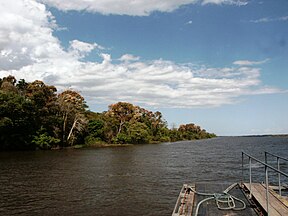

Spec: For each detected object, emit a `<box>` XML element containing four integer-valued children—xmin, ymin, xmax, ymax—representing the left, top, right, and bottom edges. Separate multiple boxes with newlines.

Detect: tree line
<box><xmin>0</xmin><ymin>75</ymin><xmax>216</xmax><ymax>151</ymax></box>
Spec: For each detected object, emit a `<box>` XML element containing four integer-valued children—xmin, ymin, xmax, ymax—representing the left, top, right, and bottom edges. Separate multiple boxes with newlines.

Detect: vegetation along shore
<box><xmin>0</xmin><ymin>75</ymin><xmax>216</xmax><ymax>151</ymax></box>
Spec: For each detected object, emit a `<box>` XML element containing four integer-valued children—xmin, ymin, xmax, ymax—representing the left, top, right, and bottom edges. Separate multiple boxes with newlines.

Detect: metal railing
<box><xmin>241</xmin><ymin>151</ymin><xmax>288</xmax><ymax>216</ymax></box>
<box><xmin>265</xmin><ymin>151</ymin><xmax>288</xmax><ymax>196</ymax></box>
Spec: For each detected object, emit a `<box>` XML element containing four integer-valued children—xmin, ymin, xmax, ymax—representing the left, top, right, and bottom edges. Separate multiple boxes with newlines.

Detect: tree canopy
<box><xmin>0</xmin><ymin>76</ymin><xmax>216</xmax><ymax>151</ymax></box>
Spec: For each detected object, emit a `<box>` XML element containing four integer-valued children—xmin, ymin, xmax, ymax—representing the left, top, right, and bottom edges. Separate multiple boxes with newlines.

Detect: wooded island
<box><xmin>0</xmin><ymin>75</ymin><xmax>216</xmax><ymax>151</ymax></box>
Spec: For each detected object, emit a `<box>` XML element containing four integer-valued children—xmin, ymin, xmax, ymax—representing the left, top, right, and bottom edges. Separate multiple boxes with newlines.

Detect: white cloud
<box><xmin>233</xmin><ymin>59</ymin><xmax>269</xmax><ymax>66</ymax></box>
<box><xmin>0</xmin><ymin>0</ymin><xmax>283</xmax><ymax>109</ymax></box>
<box><xmin>69</xmin><ymin>40</ymin><xmax>104</xmax><ymax>59</ymax></box>
<box><xmin>0</xmin><ymin>0</ymin><xmax>70</xmax><ymax>70</ymax></box>
<box><xmin>39</xmin><ymin>0</ymin><xmax>197</xmax><ymax>16</ymax></box>
<box><xmin>201</xmin><ymin>0</ymin><xmax>248</xmax><ymax>6</ymax></box>
<box><xmin>119</xmin><ymin>54</ymin><xmax>140</xmax><ymax>62</ymax></box>
<box><xmin>70</xmin><ymin>40</ymin><xmax>104</xmax><ymax>53</ymax></box>
<box><xmin>249</xmin><ymin>16</ymin><xmax>288</xmax><ymax>23</ymax></box>
<box><xmin>39</xmin><ymin>0</ymin><xmax>247</xmax><ymax>16</ymax></box>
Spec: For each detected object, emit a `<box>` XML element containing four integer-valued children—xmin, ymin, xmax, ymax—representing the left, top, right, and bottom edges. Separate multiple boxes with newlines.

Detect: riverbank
<box><xmin>51</xmin><ymin>143</ymin><xmax>134</xmax><ymax>150</ymax></box>
<box><xmin>54</xmin><ymin>138</ymin><xmax>211</xmax><ymax>150</ymax></box>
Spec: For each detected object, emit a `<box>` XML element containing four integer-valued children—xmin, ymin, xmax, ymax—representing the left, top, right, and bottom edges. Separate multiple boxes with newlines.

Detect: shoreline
<box><xmin>51</xmin><ymin>143</ymin><xmax>135</xmax><ymax>150</ymax></box>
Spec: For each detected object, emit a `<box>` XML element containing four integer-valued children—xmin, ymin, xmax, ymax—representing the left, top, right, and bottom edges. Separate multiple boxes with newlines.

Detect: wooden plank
<box><xmin>257</xmin><ymin>183</ymin><xmax>288</xmax><ymax>215</ymax></box>
<box><xmin>186</xmin><ymin>184</ymin><xmax>195</xmax><ymax>216</ymax></box>
<box><xmin>172</xmin><ymin>185</ymin><xmax>185</xmax><ymax>216</ymax></box>
<box><xmin>172</xmin><ymin>184</ymin><xmax>195</xmax><ymax>216</ymax></box>
<box><xmin>269</xmin><ymin>185</ymin><xmax>287</xmax><ymax>191</ymax></box>
<box><xmin>253</xmin><ymin>183</ymin><xmax>282</xmax><ymax>216</ymax></box>
<box><xmin>243</xmin><ymin>183</ymin><xmax>288</xmax><ymax>216</ymax></box>
<box><xmin>269</xmin><ymin>188</ymin><xmax>288</xmax><ymax>208</ymax></box>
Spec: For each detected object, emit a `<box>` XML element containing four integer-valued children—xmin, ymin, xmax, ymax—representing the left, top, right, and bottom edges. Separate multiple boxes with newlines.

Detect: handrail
<box><xmin>242</xmin><ymin>152</ymin><xmax>288</xmax><ymax>177</ymax></box>
<box><xmin>265</xmin><ymin>151</ymin><xmax>288</xmax><ymax>196</ymax></box>
<box><xmin>241</xmin><ymin>151</ymin><xmax>288</xmax><ymax>216</ymax></box>
<box><xmin>265</xmin><ymin>151</ymin><xmax>288</xmax><ymax>162</ymax></box>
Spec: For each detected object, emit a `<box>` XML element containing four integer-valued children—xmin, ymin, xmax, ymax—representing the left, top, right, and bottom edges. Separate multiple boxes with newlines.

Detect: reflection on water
<box><xmin>0</xmin><ymin>136</ymin><xmax>287</xmax><ymax>215</ymax></box>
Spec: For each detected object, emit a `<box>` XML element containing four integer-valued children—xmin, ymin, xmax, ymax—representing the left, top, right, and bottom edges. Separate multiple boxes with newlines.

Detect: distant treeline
<box><xmin>0</xmin><ymin>75</ymin><xmax>216</xmax><ymax>151</ymax></box>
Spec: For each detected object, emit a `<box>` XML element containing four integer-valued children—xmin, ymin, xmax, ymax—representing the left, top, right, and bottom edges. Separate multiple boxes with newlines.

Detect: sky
<box><xmin>0</xmin><ymin>0</ymin><xmax>288</xmax><ymax>136</ymax></box>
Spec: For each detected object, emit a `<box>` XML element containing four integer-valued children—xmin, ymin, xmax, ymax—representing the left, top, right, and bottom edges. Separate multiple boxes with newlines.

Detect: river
<box><xmin>0</xmin><ymin>136</ymin><xmax>287</xmax><ymax>216</ymax></box>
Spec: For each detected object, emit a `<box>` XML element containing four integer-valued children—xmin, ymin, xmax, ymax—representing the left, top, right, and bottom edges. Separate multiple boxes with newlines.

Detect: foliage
<box><xmin>88</xmin><ymin>119</ymin><xmax>105</xmax><ymax>137</ymax></box>
<box><xmin>0</xmin><ymin>90</ymin><xmax>37</xmax><ymax>150</ymax></box>
<box><xmin>58</xmin><ymin>90</ymin><xmax>88</xmax><ymax>146</ymax></box>
<box><xmin>178</xmin><ymin>123</ymin><xmax>216</xmax><ymax>140</ymax></box>
<box><xmin>0</xmin><ymin>76</ymin><xmax>88</xmax><ymax>150</ymax></box>
<box><xmin>0</xmin><ymin>75</ymin><xmax>216</xmax><ymax>151</ymax></box>
<box><xmin>127</xmin><ymin>122</ymin><xmax>151</xmax><ymax>144</ymax></box>
<box><xmin>86</xmin><ymin>102</ymin><xmax>216</xmax><ymax>145</ymax></box>
<box><xmin>32</xmin><ymin>129</ymin><xmax>60</xmax><ymax>150</ymax></box>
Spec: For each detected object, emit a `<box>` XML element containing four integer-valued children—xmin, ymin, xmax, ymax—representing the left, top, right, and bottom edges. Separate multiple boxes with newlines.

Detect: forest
<box><xmin>0</xmin><ymin>75</ymin><xmax>216</xmax><ymax>151</ymax></box>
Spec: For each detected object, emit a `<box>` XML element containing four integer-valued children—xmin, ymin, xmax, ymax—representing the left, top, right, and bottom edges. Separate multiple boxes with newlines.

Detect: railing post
<box><xmin>242</xmin><ymin>151</ymin><xmax>288</xmax><ymax>216</ymax></box>
<box><xmin>265</xmin><ymin>151</ymin><xmax>267</xmax><ymax>164</ymax></box>
<box><xmin>265</xmin><ymin>165</ymin><xmax>269</xmax><ymax>216</ymax></box>
<box><xmin>277</xmin><ymin>157</ymin><xmax>281</xmax><ymax>196</ymax></box>
<box><xmin>249</xmin><ymin>157</ymin><xmax>252</xmax><ymax>198</ymax></box>
<box><xmin>241</xmin><ymin>152</ymin><xmax>244</xmax><ymax>185</ymax></box>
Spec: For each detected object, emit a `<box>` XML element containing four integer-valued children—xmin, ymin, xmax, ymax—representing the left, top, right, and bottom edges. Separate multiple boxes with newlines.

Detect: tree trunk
<box><xmin>117</xmin><ymin>120</ymin><xmax>124</xmax><ymax>135</ymax></box>
<box><xmin>67</xmin><ymin>116</ymin><xmax>78</xmax><ymax>145</ymax></box>
<box><xmin>62</xmin><ymin>112</ymin><xmax>68</xmax><ymax>145</ymax></box>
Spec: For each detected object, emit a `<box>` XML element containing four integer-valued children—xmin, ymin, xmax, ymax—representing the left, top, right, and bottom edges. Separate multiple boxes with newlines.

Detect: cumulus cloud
<box><xmin>119</xmin><ymin>54</ymin><xmax>140</xmax><ymax>62</ymax></box>
<box><xmin>70</xmin><ymin>40</ymin><xmax>104</xmax><ymax>52</ymax></box>
<box><xmin>0</xmin><ymin>0</ymin><xmax>283</xmax><ymax>109</ymax></box>
<box><xmin>39</xmin><ymin>0</ymin><xmax>247</xmax><ymax>16</ymax></box>
<box><xmin>69</xmin><ymin>40</ymin><xmax>104</xmax><ymax>59</ymax></box>
<box><xmin>0</xmin><ymin>0</ymin><xmax>68</xmax><ymax>70</ymax></box>
<box><xmin>16</xmin><ymin>56</ymin><xmax>276</xmax><ymax>108</ymax></box>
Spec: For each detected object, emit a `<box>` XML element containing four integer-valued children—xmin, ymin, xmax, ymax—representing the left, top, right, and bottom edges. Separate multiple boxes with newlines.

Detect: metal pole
<box><xmin>265</xmin><ymin>165</ymin><xmax>269</xmax><ymax>216</ymax></box>
<box><xmin>249</xmin><ymin>157</ymin><xmax>252</xmax><ymax>198</ymax></box>
<box><xmin>277</xmin><ymin>157</ymin><xmax>281</xmax><ymax>196</ymax></box>
<box><xmin>242</xmin><ymin>151</ymin><xmax>288</xmax><ymax>178</ymax></box>
<box><xmin>242</xmin><ymin>152</ymin><xmax>244</xmax><ymax>185</ymax></box>
<box><xmin>265</xmin><ymin>152</ymin><xmax>267</xmax><ymax>164</ymax></box>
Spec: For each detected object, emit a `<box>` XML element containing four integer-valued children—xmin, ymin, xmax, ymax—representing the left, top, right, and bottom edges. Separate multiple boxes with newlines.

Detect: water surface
<box><xmin>0</xmin><ymin>136</ymin><xmax>287</xmax><ymax>215</ymax></box>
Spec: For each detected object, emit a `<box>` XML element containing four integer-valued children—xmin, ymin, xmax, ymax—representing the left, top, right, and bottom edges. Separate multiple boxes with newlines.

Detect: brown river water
<box><xmin>0</xmin><ymin>136</ymin><xmax>287</xmax><ymax>216</ymax></box>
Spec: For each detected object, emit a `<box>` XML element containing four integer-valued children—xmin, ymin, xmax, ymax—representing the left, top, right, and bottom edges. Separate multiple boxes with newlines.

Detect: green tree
<box><xmin>88</xmin><ymin>119</ymin><xmax>104</xmax><ymax>137</ymax></box>
<box><xmin>32</xmin><ymin>127</ymin><xmax>60</xmax><ymax>150</ymax></box>
<box><xmin>177</xmin><ymin>123</ymin><xmax>216</xmax><ymax>140</ymax></box>
<box><xmin>106</xmin><ymin>102</ymin><xmax>135</xmax><ymax>136</ymax></box>
<box><xmin>168</xmin><ymin>128</ymin><xmax>181</xmax><ymax>142</ymax></box>
<box><xmin>16</xmin><ymin>79</ymin><xmax>29</xmax><ymax>96</ymax></box>
<box><xmin>0</xmin><ymin>91</ymin><xmax>36</xmax><ymax>150</ymax></box>
<box><xmin>85</xmin><ymin>119</ymin><xmax>105</xmax><ymax>145</ymax></box>
<box><xmin>127</xmin><ymin>122</ymin><xmax>151</xmax><ymax>144</ymax></box>
<box><xmin>136</xmin><ymin>108</ymin><xmax>167</xmax><ymax>141</ymax></box>
<box><xmin>102</xmin><ymin>112</ymin><xmax>119</xmax><ymax>143</ymax></box>
<box><xmin>25</xmin><ymin>80</ymin><xmax>60</xmax><ymax>143</ymax></box>
<box><xmin>58</xmin><ymin>90</ymin><xmax>88</xmax><ymax>146</ymax></box>
<box><xmin>101</xmin><ymin>102</ymin><xmax>171</xmax><ymax>144</ymax></box>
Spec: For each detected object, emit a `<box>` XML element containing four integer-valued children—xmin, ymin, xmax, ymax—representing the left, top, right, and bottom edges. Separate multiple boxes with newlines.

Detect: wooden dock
<box><xmin>242</xmin><ymin>183</ymin><xmax>288</xmax><ymax>216</ymax></box>
<box><xmin>172</xmin><ymin>182</ymin><xmax>288</xmax><ymax>216</ymax></box>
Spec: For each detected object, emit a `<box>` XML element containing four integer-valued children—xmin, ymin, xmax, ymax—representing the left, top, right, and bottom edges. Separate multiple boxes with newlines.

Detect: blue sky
<box><xmin>1</xmin><ymin>0</ymin><xmax>288</xmax><ymax>135</ymax></box>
